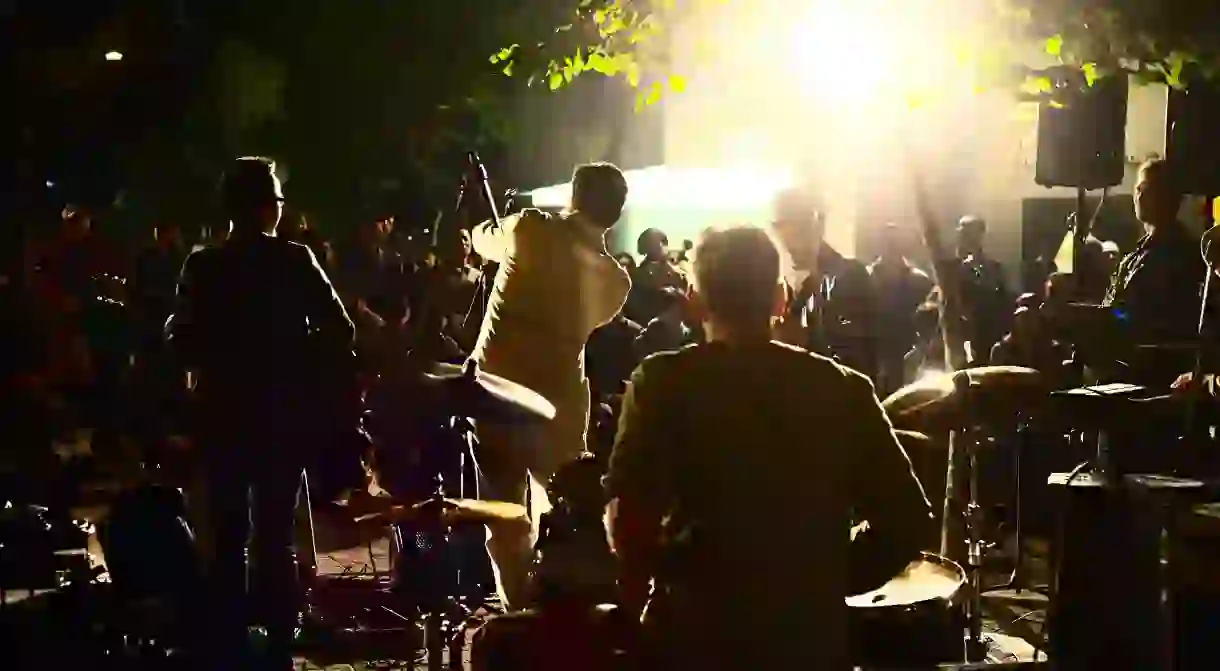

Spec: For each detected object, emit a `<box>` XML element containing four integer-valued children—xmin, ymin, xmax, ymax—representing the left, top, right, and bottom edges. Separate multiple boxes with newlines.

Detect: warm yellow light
<box><xmin>105</xmin><ymin>51</ymin><xmax>124</xmax><ymax>62</ymax></box>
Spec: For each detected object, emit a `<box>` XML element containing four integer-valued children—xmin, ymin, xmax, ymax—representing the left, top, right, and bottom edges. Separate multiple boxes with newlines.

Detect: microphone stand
<box><xmin>1182</xmin><ymin>249</ymin><xmax>1215</xmax><ymax>475</ymax></box>
<box><xmin>459</xmin><ymin>152</ymin><xmax>504</xmax><ymax>333</ymax></box>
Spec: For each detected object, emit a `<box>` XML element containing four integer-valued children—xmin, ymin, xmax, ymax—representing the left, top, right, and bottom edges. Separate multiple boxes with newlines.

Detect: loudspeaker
<box><xmin>1035</xmin><ymin>71</ymin><xmax>1129</xmax><ymax>190</ymax></box>
<box><xmin>1167</xmin><ymin>82</ymin><xmax>1220</xmax><ymax>196</ymax></box>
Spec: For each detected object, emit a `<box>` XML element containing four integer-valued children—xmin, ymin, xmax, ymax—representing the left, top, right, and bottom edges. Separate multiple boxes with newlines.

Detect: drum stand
<box><xmin>389</xmin><ymin>414</ymin><xmax>487</xmax><ymax>669</ymax></box>
<box><xmin>988</xmin><ymin>419</ymin><xmax>1047</xmax><ymax>595</ymax></box>
<box><xmin>960</xmin><ymin>427</ymin><xmax>989</xmax><ymax>662</ymax></box>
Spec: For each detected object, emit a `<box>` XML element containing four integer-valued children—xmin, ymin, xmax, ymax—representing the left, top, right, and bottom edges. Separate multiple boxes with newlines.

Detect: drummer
<box><xmin>605</xmin><ymin>225</ymin><xmax>932</xmax><ymax>671</ymax></box>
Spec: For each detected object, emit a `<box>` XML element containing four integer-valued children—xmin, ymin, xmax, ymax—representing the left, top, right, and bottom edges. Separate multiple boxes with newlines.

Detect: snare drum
<box><xmin>847</xmin><ymin>552</ymin><xmax>966</xmax><ymax>666</ymax></box>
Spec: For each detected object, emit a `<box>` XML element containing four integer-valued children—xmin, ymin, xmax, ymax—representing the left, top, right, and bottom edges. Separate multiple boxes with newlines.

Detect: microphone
<box><xmin>467</xmin><ymin>151</ymin><xmax>501</xmax><ymax>227</ymax></box>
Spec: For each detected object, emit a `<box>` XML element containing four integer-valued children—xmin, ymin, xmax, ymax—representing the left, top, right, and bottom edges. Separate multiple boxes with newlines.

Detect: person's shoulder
<box><xmin>630</xmin><ymin>345</ymin><xmax>692</xmax><ymax>382</ymax></box>
<box><xmin>775</xmin><ymin>340</ymin><xmax>876</xmax><ymax>385</ymax></box>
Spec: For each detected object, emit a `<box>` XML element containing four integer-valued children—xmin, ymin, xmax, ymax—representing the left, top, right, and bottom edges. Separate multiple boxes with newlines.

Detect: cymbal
<box><xmin>354</xmin><ymin>497</ymin><xmax>530</xmax><ymax>529</ymax></box>
<box><xmin>882</xmin><ymin>366</ymin><xmax>1044</xmax><ymax>431</ymax></box>
<box><xmin>422</xmin><ymin>360</ymin><xmax>556</xmax><ymax>424</ymax></box>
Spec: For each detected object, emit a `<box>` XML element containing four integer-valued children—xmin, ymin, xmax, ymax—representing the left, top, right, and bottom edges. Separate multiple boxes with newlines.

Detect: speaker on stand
<box><xmin>1033</xmin><ymin>68</ymin><xmax>1128</xmax><ymax>294</ymax></box>
<box><xmin>1167</xmin><ymin>79</ymin><xmax>1220</xmax><ymax>202</ymax></box>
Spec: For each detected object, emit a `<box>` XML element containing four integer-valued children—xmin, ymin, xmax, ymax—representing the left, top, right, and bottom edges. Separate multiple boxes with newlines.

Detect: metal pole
<box><xmin>1072</xmin><ymin>186</ymin><xmax>1089</xmax><ymax>292</ymax></box>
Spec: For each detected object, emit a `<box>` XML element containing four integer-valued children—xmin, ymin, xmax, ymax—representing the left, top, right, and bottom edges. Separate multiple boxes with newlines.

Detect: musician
<box><xmin>1104</xmin><ymin>158</ymin><xmax>1205</xmax><ymax>350</ymax></box>
<box><xmin>869</xmin><ymin>223</ymin><xmax>935</xmax><ymax>396</ymax></box>
<box><xmin>954</xmin><ymin>215</ymin><xmax>1012</xmax><ymax>365</ymax></box>
<box><xmin>167</xmin><ymin>157</ymin><xmax>354</xmax><ymax>670</ymax></box>
<box><xmin>772</xmin><ymin>188</ymin><xmax>878</xmax><ymax>379</ymax></box>
<box><xmin>470</xmin><ymin>162</ymin><xmax>632</xmax><ymax>610</ymax></box>
<box><xmin>606</xmin><ymin>225</ymin><xmax>931</xmax><ymax>671</ymax></box>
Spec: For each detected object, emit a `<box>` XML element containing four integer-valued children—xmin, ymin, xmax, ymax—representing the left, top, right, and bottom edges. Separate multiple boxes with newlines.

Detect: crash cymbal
<box><xmin>354</xmin><ymin>497</ymin><xmax>529</xmax><ymax>529</ymax></box>
<box><xmin>423</xmin><ymin>360</ymin><xmax>556</xmax><ymax>424</ymax></box>
<box><xmin>882</xmin><ymin>366</ymin><xmax>1044</xmax><ymax>431</ymax></box>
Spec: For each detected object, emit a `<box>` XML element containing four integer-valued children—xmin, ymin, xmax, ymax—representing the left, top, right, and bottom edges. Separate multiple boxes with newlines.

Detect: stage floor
<box><xmin>1</xmin><ymin>506</ymin><xmax>1049</xmax><ymax>670</ymax></box>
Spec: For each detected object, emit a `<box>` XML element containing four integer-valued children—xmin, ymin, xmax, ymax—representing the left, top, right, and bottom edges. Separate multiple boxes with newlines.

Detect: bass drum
<box><xmin>847</xmin><ymin>552</ymin><xmax>967</xmax><ymax>667</ymax></box>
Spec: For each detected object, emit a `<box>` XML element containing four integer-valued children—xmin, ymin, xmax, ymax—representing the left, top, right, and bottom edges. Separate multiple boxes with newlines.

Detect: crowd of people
<box><xmin>0</xmin><ymin>151</ymin><xmax>1214</xmax><ymax>670</ymax></box>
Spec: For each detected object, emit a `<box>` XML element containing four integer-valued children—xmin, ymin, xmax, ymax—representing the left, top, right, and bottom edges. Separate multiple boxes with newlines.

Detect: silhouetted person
<box><xmin>167</xmin><ymin>157</ymin><xmax>353</xmax><ymax>670</ymax></box>
<box><xmin>773</xmin><ymin>189</ymin><xmax>878</xmax><ymax>379</ymax></box>
<box><xmin>955</xmin><ymin>215</ymin><xmax>1011</xmax><ymax>364</ymax></box>
<box><xmin>869</xmin><ymin>223</ymin><xmax>934</xmax><ymax>396</ymax></box>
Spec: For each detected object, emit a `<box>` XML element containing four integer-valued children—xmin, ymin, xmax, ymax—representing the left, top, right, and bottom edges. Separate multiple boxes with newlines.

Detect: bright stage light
<box><xmin>526</xmin><ymin>166</ymin><xmax>793</xmax><ymax>210</ymax></box>
<box><xmin>105</xmin><ymin>51</ymin><xmax>124</xmax><ymax>62</ymax></box>
<box><xmin>787</xmin><ymin>0</ymin><xmax>970</xmax><ymax>112</ymax></box>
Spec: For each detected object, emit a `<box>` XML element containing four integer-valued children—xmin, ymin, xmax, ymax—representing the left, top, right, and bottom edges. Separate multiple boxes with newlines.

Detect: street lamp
<box><xmin>104</xmin><ymin>51</ymin><xmax>124</xmax><ymax>62</ymax></box>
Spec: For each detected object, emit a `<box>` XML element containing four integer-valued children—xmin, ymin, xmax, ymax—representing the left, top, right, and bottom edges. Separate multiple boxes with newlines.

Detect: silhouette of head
<box><xmin>691</xmin><ymin>225</ymin><xmax>784</xmax><ymax>332</ymax></box>
<box><xmin>570</xmin><ymin>162</ymin><xmax>628</xmax><ymax>229</ymax></box>
<box><xmin>772</xmin><ymin>188</ymin><xmax>824</xmax><ymax>266</ymax></box>
<box><xmin>1134</xmin><ymin>158</ymin><xmax>1182</xmax><ymax>227</ymax></box>
<box><xmin>956</xmin><ymin>216</ymin><xmax>986</xmax><ymax>257</ymax></box>
<box><xmin>637</xmin><ymin>228</ymin><xmax>669</xmax><ymax>261</ymax></box>
<box><xmin>220</xmin><ymin>156</ymin><xmax>284</xmax><ymax>235</ymax></box>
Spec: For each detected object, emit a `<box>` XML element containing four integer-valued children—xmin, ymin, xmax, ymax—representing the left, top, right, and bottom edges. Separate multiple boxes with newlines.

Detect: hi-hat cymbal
<box><xmin>354</xmin><ymin>497</ymin><xmax>529</xmax><ymax>529</ymax></box>
<box><xmin>882</xmin><ymin>366</ymin><xmax>1044</xmax><ymax>431</ymax></box>
<box><xmin>422</xmin><ymin>360</ymin><xmax>556</xmax><ymax>424</ymax></box>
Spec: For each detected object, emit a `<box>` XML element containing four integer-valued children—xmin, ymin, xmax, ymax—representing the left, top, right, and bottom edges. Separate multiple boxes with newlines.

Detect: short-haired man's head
<box><xmin>1135</xmin><ymin>157</ymin><xmax>1182</xmax><ymax>225</ymax></box>
<box><xmin>637</xmin><ymin>228</ymin><xmax>669</xmax><ymax>258</ymax></box>
<box><xmin>692</xmin><ymin>225</ymin><xmax>782</xmax><ymax>327</ymax></box>
<box><xmin>221</xmin><ymin>157</ymin><xmax>283</xmax><ymax>231</ymax></box>
<box><xmin>570</xmin><ymin>162</ymin><xmax>628</xmax><ymax>228</ymax></box>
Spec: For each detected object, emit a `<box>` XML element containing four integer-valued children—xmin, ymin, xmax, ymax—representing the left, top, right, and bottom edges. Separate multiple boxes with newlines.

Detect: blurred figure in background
<box><xmin>869</xmin><ymin>223</ymin><xmax>935</xmax><ymax>396</ymax></box>
<box><xmin>954</xmin><ymin>216</ymin><xmax>1012</xmax><ymax>365</ymax></box>
<box><xmin>626</xmin><ymin>228</ymin><xmax>687</xmax><ymax>325</ymax></box>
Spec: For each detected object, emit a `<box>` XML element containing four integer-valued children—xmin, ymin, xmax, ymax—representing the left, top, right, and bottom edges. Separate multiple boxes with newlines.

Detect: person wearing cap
<box><xmin>167</xmin><ymin>156</ymin><xmax>353</xmax><ymax>670</ymax></box>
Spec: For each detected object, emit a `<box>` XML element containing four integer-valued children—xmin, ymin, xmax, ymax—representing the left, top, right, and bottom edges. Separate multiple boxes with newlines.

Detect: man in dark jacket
<box><xmin>167</xmin><ymin>157</ymin><xmax>354</xmax><ymax>670</ymax></box>
<box><xmin>772</xmin><ymin>188</ymin><xmax>879</xmax><ymax>379</ymax></box>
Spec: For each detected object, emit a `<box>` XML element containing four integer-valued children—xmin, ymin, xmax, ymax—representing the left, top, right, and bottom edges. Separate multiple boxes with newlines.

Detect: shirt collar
<box><xmin>565</xmin><ymin>210</ymin><xmax>610</xmax><ymax>252</ymax></box>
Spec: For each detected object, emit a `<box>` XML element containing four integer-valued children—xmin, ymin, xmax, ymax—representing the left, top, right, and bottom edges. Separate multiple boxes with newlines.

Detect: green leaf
<box><xmin>573</xmin><ymin>48</ymin><xmax>585</xmax><ymax>74</ymax></box>
<box><xmin>1166</xmin><ymin>52</ymin><xmax>1187</xmax><ymax>89</ymax></box>
<box><xmin>548</xmin><ymin>71</ymin><xmax>564</xmax><ymax>90</ymax></box>
<box><xmin>594</xmin><ymin>9</ymin><xmax>607</xmax><ymax>24</ymax></box>
<box><xmin>1045</xmin><ymin>35</ymin><xmax>1064</xmax><ymax>58</ymax></box>
<box><xmin>644</xmin><ymin>81</ymin><xmax>663</xmax><ymax>105</ymax></box>
<box><xmin>1048</xmin><ymin>100</ymin><xmax>1065</xmax><ymax>109</ymax></box>
<box><xmin>1082</xmin><ymin>62</ymin><xmax>1098</xmax><ymax>86</ymax></box>
<box><xmin>626</xmin><ymin>61</ymin><xmax>641</xmax><ymax>87</ymax></box>
<box><xmin>491</xmin><ymin>44</ymin><xmax>518</xmax><ymax>64</ymax></box>
<box><xmin>1019</xmin><ymin>75</ymin><xmax>1053</xmax><ymax>96</ymax></box>
<box><xmin>502</xmin><ymin>62</ymin><xmax>513</xmax><ymax>77</ymax></box>
<box><xmin>668</xmin><ymin>74</ymin><xmax>686</xmax><ymax>92</ymax></box>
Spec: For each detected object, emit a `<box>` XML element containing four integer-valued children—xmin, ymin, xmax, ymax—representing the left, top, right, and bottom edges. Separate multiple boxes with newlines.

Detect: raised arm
<box><xmin>470</xmin><ymin>212</ymin><xmax>525</xmax><ymax>265</ymax></box>
<box><xmin>845</xmin><ymin>369</ymin><xmax>934</xmax><ymax>592</ymax></box>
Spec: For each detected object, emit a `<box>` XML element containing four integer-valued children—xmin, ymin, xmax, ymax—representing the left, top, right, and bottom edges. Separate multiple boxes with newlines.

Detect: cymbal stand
<box><xmin>988</xmin><ymin>418</ymin><xmax>1046</xmax><ymax>595</ymax></box>
<box><xmin>394</xmin><ymin>415</ymin><xmax>487</xmax><ymax>669</ymax></box>
<box><xmin>961</xmin><ymin>425</ymin><xmax>989</xmax><ymax>661</ymax></box>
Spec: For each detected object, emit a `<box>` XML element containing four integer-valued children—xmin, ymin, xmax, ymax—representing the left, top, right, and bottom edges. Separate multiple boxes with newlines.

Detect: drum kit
<box><xmin>300</xmin><ymin>358</ymin><xmax>554</xmax><ymax>669</ymax></box>
<box><xmin>311</xmin><ymin>359</ymin><xmax>1162</xmax><ymax>668</ymax></box>
<box><xmin>879</xmin><ymin>365</ymin><xmax>1056</xmax><ymax>664</ymax></box>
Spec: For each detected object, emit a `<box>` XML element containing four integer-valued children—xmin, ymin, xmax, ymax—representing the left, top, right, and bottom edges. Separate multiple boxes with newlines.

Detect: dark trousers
<box><xmin>200</xmin><ymin>426</ymin><xmax>304</xmax><ymax>670</ymax></box>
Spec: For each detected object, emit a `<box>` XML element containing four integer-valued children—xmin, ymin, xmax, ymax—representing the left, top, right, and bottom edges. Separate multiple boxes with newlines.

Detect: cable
<box><xmin>1036</xmin><ymin>458</ymin><xmax>1092</xmax><ymax>662</ymax></box>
